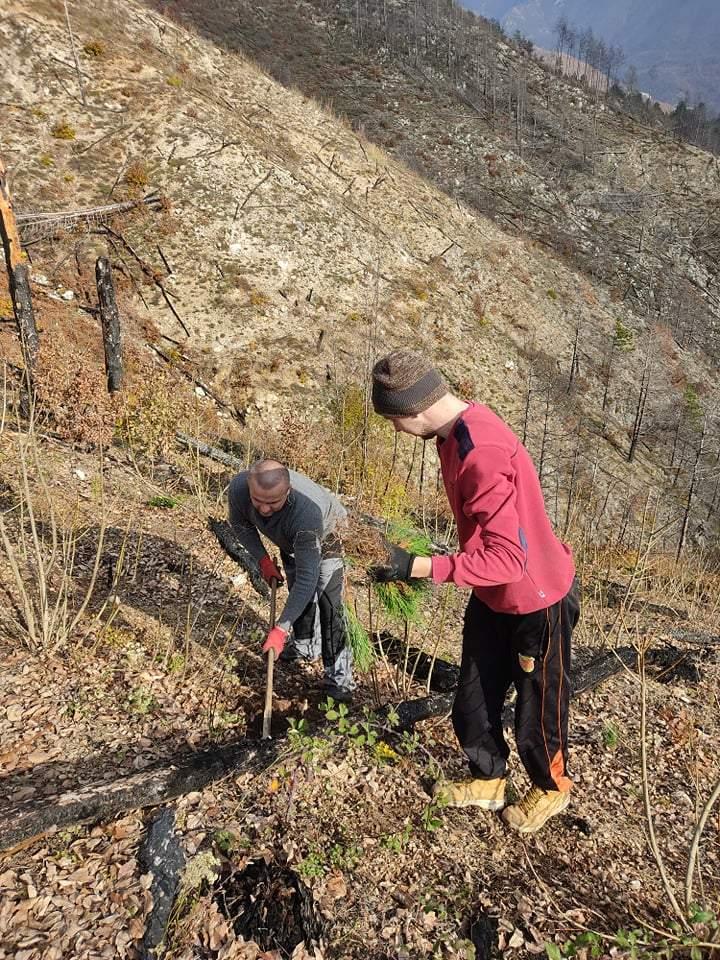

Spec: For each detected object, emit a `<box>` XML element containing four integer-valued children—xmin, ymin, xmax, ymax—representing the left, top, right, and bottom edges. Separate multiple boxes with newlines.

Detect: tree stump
<box><xmin>95</xmin><ymin>256</ymin><xmax>123</xmax><ymax>393</ymax></box>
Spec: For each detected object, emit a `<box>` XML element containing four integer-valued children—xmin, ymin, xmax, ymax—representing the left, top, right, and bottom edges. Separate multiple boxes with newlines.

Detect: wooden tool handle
<box><xmin>262</xmin><ymin>577</ymin><xmax>278</xmax><ymax>740</ymax></box>
<box><xmin>262</xmin><ymin>649</ymin><xmax>275</xmax><ymax>739</ymax></box>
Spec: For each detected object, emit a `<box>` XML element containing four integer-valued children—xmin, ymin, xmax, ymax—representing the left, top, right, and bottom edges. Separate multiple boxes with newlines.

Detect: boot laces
<box><xmin>518</xmin><ymin>785</ymin><xmax>545</xmax><ymax>815</ymax></box>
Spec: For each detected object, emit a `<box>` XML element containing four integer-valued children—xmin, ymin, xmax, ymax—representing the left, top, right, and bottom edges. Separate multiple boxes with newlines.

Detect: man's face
<box><xmin>387</xmin><ymin>413</ymin><xmax>435</xmax><ymax>439</ymax></box>
<box><xmin>249</xmin><ymin>480</ymin><xmax>290</xmax><ymax>517</ymax></box>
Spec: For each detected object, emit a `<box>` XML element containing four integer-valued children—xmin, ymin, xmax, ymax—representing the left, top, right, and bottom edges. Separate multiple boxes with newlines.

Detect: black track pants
<box><xmin>452</xmin><ymin>579</ymin><xmax>580</xmax><ymax>791</ymax></box>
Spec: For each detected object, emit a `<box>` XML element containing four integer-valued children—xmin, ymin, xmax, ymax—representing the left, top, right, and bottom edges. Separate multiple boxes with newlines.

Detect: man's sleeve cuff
<box><xmin>431</xmin><ymin>554</ymin><xmax>453</xmax><ymax>584</ymax></box>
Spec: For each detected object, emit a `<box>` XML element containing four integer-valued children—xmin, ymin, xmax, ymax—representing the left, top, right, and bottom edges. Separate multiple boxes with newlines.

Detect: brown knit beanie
<box><xmin>372</xmin><ymin>350</ymin><xmax>448</xmax><ymax>416</ymax></box>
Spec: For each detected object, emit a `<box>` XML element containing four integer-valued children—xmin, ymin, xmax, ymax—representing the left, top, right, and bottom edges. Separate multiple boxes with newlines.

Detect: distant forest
<box><xmin>546</xmin><ymin>15</ymin><xmax>720</xmax><ymax>156</ymax></box>
<box><xmin>342</xmin><ymin>0</ymin><xmax>720</xmax><ymax>156</ymax></box>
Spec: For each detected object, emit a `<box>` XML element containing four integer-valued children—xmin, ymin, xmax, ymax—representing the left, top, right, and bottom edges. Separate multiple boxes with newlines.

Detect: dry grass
<box><xmin>35</xmin><ymin>339</ymin><xmax>120</xmax><ymax>447</ymax></box>
<box><xmin>0</xmin><ymin>428</ymin><xmax>108</xmax><ymax>653</ymax></box>
<box><xmin>339</xmin><ymin>514</ymin><xmax>388</xmax><ymax>568</ymax></box>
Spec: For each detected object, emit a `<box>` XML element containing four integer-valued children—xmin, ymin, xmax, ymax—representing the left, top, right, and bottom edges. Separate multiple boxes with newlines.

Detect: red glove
<box><xmin>259</xmin><ymin>555</ymin><xmax>284</xmax><ymax>585</ymax></box>
<box><xmin>263</xmin><ymin>626</ymin><xmax>288</xmax><ymax>659</ymax></box>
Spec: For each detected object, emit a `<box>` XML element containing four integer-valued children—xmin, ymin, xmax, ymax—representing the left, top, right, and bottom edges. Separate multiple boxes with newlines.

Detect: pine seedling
<box><xmin>386</xmin><ymin>520</ymin><xmax>433</xmax><ymax>558</ymax></box>
<box><xmin>373</xmin><ymin>521</ymin><xmax>433</xmax><ymax>625</ymax></box>
<box><xmin>344</xmin><ymin>601</ymin><xmax>375</xmax><ymax>672</ymax></box>
<box><xmin>374</xmin><ymin>580</ymin><xmax>430</xmax><ymax>625</ymax></box>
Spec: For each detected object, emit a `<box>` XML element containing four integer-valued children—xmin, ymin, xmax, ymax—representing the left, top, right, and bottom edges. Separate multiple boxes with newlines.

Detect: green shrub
<box><xmin>613</xmin><ymin>318</ymin><xmax>635</xmax><ymax>352</ymax></box>
<box><xmin>83</xmin><ymin>40</ymin><xmax>106</xmax><ymax>57</ymax></box>
<box><xmin>51</xmin><ymin>122</ymin><xmax>76</xmax><ymax>140</ymax></box>
<box><xmin>373</xmin><ymin>522</ymin><xmax>433</xmax><ymax>625</ymax></box>
<box><xmin>387</xmin><ymin>521</ymin><xmax>433</xmax><ymax>557</ymax></box>
<box><xmin>602</xmin><ymin>722</ymin><xmax>620</xmax><ymax>749</ymax></box>
<box><xmin>147</xmin><ymin>494</ymin><xmax>179</xmax><ymax>509</ymax></box>
<box><xmin>127</xmin><ymin>686</ymin><xmax>155</xmax><ymax>714</ymax></box>
<box><xmin>116</xmin><ymin>375</ymin><xmax>189</xmax><ymax>455</ymax></box>
<box><xmin>684</xmin><ymin>385</ymin><xmax>703</xmax><ymax>422</ymax></box>
<box><xmin>297</xmin><ymin>848</ymin><xmax>326</xmax><ymax>880</ymax></box>
<box><xmin>212</xmin><ymin>829</ymin><xmax>240</xmax><ymax>855</ymax></box>
<box><xmin>374</xmin><ymin>580</ymin><xmax>430</xmax><ymax>624</ymax></box>
<box><xmin>545</xmin><ymin>910</ymin><xmax>720</xmax><ymax>960</ymax></box>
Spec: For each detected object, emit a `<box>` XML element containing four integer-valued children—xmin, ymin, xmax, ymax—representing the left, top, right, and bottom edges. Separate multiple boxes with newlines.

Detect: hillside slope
<box><xmin>2</xmin><ymin>2</ymin><xmax>720</xmax><ymax>959</ymax></box>
<box><xmin>3</xmin><ymin>0</ymin><xmax>719</xmax><ymax>552</ymax></box>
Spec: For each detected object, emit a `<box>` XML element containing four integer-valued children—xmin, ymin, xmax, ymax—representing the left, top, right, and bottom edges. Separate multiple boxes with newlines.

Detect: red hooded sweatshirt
<box><xmin>430</xmin><ymin>403</ymin><xmax>575</xmax><ymax>614</ymax></box>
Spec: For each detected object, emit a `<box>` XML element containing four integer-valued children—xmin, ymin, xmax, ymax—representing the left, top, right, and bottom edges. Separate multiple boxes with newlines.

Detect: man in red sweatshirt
<box><xmin>371</xmin><ymin>350</ymin><xmax>580</xmax><ymax>833</ymax></box>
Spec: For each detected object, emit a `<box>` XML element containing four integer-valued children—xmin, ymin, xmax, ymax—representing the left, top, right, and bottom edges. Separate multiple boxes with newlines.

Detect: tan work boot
<box><xmin>501</xmin><ymin>785</ymin><xmax>570</xmax><ymax>833</ymax></box>
<box><xmin>432</xmin><ymin>777</ymin><xmax>506</xmax><ymax>810</ymax></box>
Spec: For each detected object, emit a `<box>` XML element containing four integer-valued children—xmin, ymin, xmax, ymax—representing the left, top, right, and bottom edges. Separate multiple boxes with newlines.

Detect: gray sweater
<box><xmin>228</xmin><ymin>470</ymin><xmax>346</xmax><ymax>629</ymax></box>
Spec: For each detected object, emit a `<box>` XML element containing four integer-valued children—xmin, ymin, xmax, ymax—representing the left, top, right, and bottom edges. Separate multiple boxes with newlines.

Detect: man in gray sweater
<box><xmin>228</xmin><ymin>459</ymin><xmax>354</xmax><ymax>701</ymax></box>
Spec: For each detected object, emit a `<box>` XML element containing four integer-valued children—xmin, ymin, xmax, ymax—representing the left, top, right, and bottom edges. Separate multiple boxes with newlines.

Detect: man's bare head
<box><xmin>248</xmin><ymin>459</ymin><xmax>290</xmax><ymax>515</ymax></box>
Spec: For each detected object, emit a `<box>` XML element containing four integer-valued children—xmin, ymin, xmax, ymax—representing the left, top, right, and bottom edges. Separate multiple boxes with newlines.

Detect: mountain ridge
<box><xmin>463</xmin><ymin>0</ymin><xmax>720</xmax><ymax>110</ymax></box>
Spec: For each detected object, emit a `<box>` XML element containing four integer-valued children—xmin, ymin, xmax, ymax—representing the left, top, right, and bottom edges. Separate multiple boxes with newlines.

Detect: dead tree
<box><xmin>707</xmin><ymin>475</ymin><xmax>719</xmax><ymax>521</ymax></box>
<box><xmin>628</xmin><ymin>348</ymin><xmax>650</xmax><ymax>462</ymax></box>
<box><xmin>62</xmin><ymin>0</ymin><xmax>87</xmax><ymax>106</ymax></box>
<box><xmin>601</xmin><ymin>337</ymin><xmax>614</xmax><ymax>411</ymax></box>
<box><xmin>567</xmin><ymin>324</ymin><xmax>580</xmax><ymax>394</ymax></box>
<box><xmin>677</xmin><ymin>416</ymin><xmax>707</xmax><ymax>561</ymax></box>
<box><xmin>537</xmin><ymin>379</ymin><xmax>552</xmax><ymax>483</ymax></box>
<box><xmin>521</xmin><ymin>365</ymin><xmax>533</xmax><ymax>446</ymax></box>
<box><xmin>0</xmin><ymin>158</ymin><xmax>38</xmax><ymax>402</ymax></box>
<box><xmin>95</xmin><ymin>257</ymin><xmax>123</xmax><ymax>392</ymax></box>
<box><xmin>563</xmin><ymin>430</ymin><xmax>582</xmax><ymax>536</ymax></box>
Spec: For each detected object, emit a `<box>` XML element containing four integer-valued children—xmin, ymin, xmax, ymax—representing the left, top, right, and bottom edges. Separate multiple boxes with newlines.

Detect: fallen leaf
<box><xmin>325</xmin><ymin>872</ymin><xmax>347</xmax><ymax>900</ymax></box>
<box><xmin>508</xmin><ymin>928</ymin><xmax>525</xmax><ymax>949</ymax></box>
<box><xmin>26</xmin><ymin>748</ymin><xmax>60</xmax><ymax>765</ymax></box>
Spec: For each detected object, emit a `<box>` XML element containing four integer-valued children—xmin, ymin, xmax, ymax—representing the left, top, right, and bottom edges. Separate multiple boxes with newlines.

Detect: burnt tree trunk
<box><xmin>1</xmin><ymin>158</ymin><xmax>38</xmax><ymax>400</ymax></box>
<box><xmin>139</xmin><ymin>808</ymin><xmax>185</xmax><ymax>960</ymax></box>
<box><xmin>628</xmin><ymin>359</ymin><xmax>649</xmax><ymax>462</ymax></box>
<box><xmin>96</xmin><ymin>256</ymin><xmax>123</xmax><ymax>393</ymax></box>
<box><xmin>538</xmin><ymin>380</ymin><xmax>552</xmax><ymax>483</ymax></box>
<box><xmin>521</xmin><ymin>366</ymin><xmax>532</xmax><ymax>446</ymax></box>
<box><xmin>0</xmin><ymin>738</ymin><xmax>276</xmax><ymax>854</ymax></box>
<box><xmin>677</xmin><ymin>417</ymin><xmax>706</xmax><ymax>561</ymax></box>
<box><xmin>0</xmin><ymin>158</ymin><xmax>22</xmax><ymax>269</ymax></box>
<box><xmin>567</xmin><ymin>324</ymin><xmax>580</xmax><ymax>393</ymax></box>
<box><xmin>208</xmin><ymin>516</ymin><xmax>270</xmax><ymax>600</ymax></box>
<box><xmin>9</xmin><ymin>264</ymin><xmax>38</xmax><ymax>380</ymax></box>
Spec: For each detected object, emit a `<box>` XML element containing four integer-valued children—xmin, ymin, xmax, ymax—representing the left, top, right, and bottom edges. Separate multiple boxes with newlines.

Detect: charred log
<box><xmin>139</xmin><ymin>807</ymin><xmax>185</xmax><ymax>960</ymax></box>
